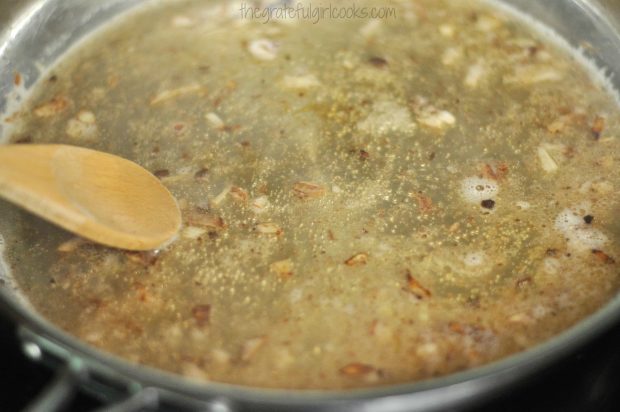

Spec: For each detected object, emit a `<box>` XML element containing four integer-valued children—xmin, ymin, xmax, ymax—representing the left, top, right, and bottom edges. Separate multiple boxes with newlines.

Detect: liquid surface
<box><xmin>2</xmin><ymin>0</ymin><xmax>620</xmax><ymax>390</ymax></box>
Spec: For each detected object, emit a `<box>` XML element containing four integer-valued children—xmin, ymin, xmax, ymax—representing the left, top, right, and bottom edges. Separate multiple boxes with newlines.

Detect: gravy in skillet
<box><xmin>2</xmin><ymin>0</ymin><xmax>620</xmax><ymax>389</ymax></box>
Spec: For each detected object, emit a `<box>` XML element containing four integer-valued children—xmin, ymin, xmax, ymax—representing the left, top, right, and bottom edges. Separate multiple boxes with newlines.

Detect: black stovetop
<box><xmin>1</xmin><ymin>313</ymin><xmax>620</xmax><ymax>412</ymax></box>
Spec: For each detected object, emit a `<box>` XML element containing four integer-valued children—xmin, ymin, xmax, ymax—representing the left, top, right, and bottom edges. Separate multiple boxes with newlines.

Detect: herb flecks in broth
<box><xmin>1</xmin><ymin>0</ymin><xmax>620</xmax><ymax>390</ymax></box>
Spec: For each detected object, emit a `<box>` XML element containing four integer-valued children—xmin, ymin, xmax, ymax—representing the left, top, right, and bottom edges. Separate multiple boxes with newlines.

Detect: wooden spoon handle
<box><xmin>0</xmin><ymin>144</ymin><xmax>83</xmax><ymax>226</ymax></box>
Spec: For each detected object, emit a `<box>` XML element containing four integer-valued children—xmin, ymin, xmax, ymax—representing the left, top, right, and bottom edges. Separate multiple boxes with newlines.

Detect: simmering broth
<box><xmin>1</xmin><ymin>0</ymin><xmax>620</xmax><ymax>390</ymax></box>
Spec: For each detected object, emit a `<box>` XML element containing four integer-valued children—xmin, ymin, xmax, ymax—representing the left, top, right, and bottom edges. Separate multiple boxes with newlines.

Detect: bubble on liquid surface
<box><xmin>463</xmin><ymin>251</ymin><xmax>486</xmax><ymax>267</ymax></box>
<box><xmin>554</xmin><ymin>206</ymin><xmax>608</xmax><ymax>251</ymax></box>
<box><xmin>460</xmin><ymin>177</ymin><xmax>499</xmax><ymax>203</ymax></box>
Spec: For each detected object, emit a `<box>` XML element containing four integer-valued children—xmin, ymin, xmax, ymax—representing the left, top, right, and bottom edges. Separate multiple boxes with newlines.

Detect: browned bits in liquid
<box><xmin>33</xmin><ymin>95</ymin><xmax>70</xmax><ymax>117</ymax></box>
<box><xmin>3</xmin><ymin>0</ymin><xmax>620</xmax><ymax>392</ymax></box>
<box><xmin>254</xmin><ymin>222</ymin><xmax>284</xmax><ymax>236</ymax></box>
<box><xmin>515</xmin><ymin>276</ymin><xmax>533</xmax><ymax>290</ymax></box>
<box><xmin>404</xmin><ymin>270</ymin><xmax>432</xmax><ymax>299</ymax></box>
<box><xmin>270</xmin><ymin>259</ymin><xmax>294</xmax><ymax>279</ymax></box>
<box><xmin>480</xmin><ymin>162</ymin><xmax>509</xmax><ymax>181</ymax></box>
<box><xmin>344</xmin><ymin>253</ymin><xmax>369</xmax><ymax>267</ymax></box>
<box><xmin>229</xmin><ymin>186</ymin><xmax>249</xmax><ymax>203</ymax></box>
<box><xmin>292</xmin><ymin>182</ymin><xmax>326</xmax><ymax>199</ymax></box>
<box><xmin>124</xmin><ymin>251</ymin><xmax>159</xmax><ymax>267</ymax></box>
<box><xmin>186</xmin><ymin>208</ymin><xmax>226</xmax><ymax>230</ymax></box>
<box><xmin>339</xmin><ymin>363</ymin><xmax>376</xmax><ymax>377</ymax></box>
<box><xmin>191</xmin><ymin>304</ymin><xmax>211</xmax><ymax>326</ymax></box>
<box><xmin>411</xmin><ymin>192</ymin><xmax>434</xmax><ymax>214</ymax></box>
<box><xmin>194</xmin><ymin>167</ymin><xmax>209</xmax><ymax>179</ymax></box>
<box><xmin>153</xmin><ymin>169</ymin><xmax>170</xmax><ymax>179</ymax></box>
<box><xmin>592</xmin><ymin>115</ymin><xmax>606</xmax><ymax>139</ymax></box>
<box><xmin>368</xmin><ymin>56</ymin><xmax>388</xmax><ymax>68</ymax></box>
<box><xmin>592</xmin><ymin>249</ymin><xmax>615</xmax><ymax>264</ymax></box>
<box><xmin>14</xmin><ymin>135</ymin><xmax>33</xmax><ymax>144</ymax></box>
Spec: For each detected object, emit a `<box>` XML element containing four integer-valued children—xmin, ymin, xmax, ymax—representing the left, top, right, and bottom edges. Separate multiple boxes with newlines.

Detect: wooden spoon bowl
<box><xmin>0</xmin><ymin>144</ymin><xmax>181</xmax><ymax>250</ymax></box>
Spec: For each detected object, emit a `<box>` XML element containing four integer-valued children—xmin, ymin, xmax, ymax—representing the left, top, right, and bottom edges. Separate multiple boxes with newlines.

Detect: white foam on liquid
<box><xmin>460</xmin><ymin>177</ymin><xmax>500</xmax><ymax>204</ymax></box>
<box><xmin>554</xmin><ymin>206</ymin><xmax>609</xmax><ymax>251</ymax></box>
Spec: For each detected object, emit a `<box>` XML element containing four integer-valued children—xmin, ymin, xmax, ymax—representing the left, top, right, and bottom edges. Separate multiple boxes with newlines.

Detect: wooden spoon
<box><xmin>0</xmin><ymin>144</ymin><xmax>181</xmax><ymax>250</ymax></box>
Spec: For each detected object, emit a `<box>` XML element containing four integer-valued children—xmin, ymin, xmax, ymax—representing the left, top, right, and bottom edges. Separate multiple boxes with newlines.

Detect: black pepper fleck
<box><xmin>481</xmin><ymin>199</ymin><xmax>495</xmax><ymax>209</ymax></box>
<box><xmin>583</xmin><ymin>215</ymin><xmax>594</xmax><ymax>224</ymax></box>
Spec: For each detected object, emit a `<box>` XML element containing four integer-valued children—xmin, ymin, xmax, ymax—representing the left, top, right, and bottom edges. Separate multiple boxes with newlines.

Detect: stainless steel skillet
<box><xmin>1</xmin><ymin>1</ymin><xmax>620</xmax><ymax>410</ymax></box>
